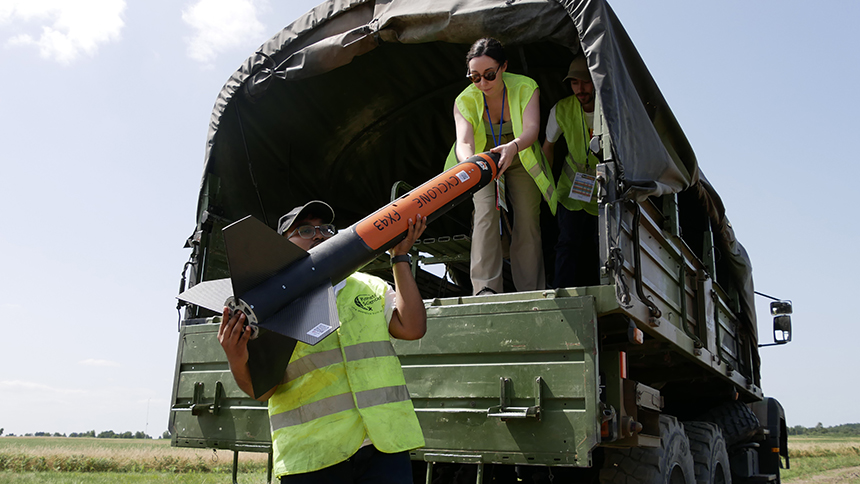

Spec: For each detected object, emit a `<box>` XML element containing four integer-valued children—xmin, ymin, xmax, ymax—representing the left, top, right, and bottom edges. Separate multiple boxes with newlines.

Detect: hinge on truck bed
<box><xmin>487</xmin><ymin>376</ymin><xmax>542</xmax><ymax>421</ymax></box>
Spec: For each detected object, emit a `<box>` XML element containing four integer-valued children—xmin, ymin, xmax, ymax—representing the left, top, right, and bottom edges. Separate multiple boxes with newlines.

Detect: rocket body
<box><xmin>237</xmin><ymin>151</ymin><xmax>498</xmax><ymax>326</ymax></box>
<box><xmin>176</xmin><ymin>152</ymin><xmax>499</xmax><ymax>396</ymax></box>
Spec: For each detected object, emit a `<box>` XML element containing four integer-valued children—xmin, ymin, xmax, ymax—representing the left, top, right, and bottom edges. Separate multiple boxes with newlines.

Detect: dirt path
<box><xmin>786</xmin><ymin>466</ymin><xmax>860</xmax><ymax>484</ymax></box>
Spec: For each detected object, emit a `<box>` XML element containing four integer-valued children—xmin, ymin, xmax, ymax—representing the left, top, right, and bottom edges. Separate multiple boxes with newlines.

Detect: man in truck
<box><xmin>542</xmin><ymin>56</ymin><xmax>601</xmax><ymax>288</ymax></box>
<box><xmin>217</xmin><ymin>200</ymin><xmax>428</xmax><ymax>483</ymax></box>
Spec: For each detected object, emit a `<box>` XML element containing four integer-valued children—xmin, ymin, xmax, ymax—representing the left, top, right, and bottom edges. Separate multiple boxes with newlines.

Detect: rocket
<box><xmin>177</xmin><ymin>152</ymin><xmax>499</xmax><ymax>396</ymax></box>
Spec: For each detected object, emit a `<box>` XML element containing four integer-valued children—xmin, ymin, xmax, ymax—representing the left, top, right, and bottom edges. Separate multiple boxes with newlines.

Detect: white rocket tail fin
<box><xmin>176</xmin><ymin>278</ymin><xmax>233</xmax><ymax>313</ymax></box>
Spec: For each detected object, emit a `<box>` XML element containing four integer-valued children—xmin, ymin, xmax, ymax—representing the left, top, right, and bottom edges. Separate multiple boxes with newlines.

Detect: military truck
<box><xmin>169</xmin><ymin>1</ymin><xmax>793</xmax><ymax>483</ymax></box>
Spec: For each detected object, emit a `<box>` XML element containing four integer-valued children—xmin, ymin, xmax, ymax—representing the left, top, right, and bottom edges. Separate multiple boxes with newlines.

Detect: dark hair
<box><xmin>465</xmin><ymin>38</ymin><xmax>507</xmax><ymax>70</ymax></box>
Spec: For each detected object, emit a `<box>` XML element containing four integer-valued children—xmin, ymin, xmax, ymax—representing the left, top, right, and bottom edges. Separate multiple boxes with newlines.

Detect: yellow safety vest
<box><xmin>445</xmin><ymin>72</ymin><xmax>558</xmax><ymax>215</ymax></box>
<box><xmin>268</xmin><ymin>273</ymin><xmax>424</xmax><ymax>477</ymax></box>
<box><xmin>554</xmin><ymin>95</ymin><xmax>600</xmax><ymax>215</ymax></box>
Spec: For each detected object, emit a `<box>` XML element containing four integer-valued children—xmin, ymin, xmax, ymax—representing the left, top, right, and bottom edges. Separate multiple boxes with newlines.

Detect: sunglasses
<box><xmin>287</xmin><ymin>224</ymin><xmax>337</xmax><ymax>239</ymax></box>
<box><xmin>466</xmin><ymin>66</ymin><xmax>502</xmax><ymax>83</ymax></box>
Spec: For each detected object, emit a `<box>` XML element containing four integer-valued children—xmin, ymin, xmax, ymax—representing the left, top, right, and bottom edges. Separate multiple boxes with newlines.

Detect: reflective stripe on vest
<box><xmin>270</xmin><ymin>384</ymin><xmax>411</xmax><ymax>432</ymax></box>
<box><xmin>282</xmin><ymin>340</ymin><xmax>397</xmax><ymax>383</ymax></box>
<box><xmin>445</xmin><ymin>72</ymin><xmax>557</xmax><ymax>215</ymax></box>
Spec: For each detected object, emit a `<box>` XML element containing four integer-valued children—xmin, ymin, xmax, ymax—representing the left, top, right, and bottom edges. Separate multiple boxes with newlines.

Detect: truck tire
<box><xmin>684</xmin><ymin>421</ymin><xmax>731</xmax><ymax>484</ymax></box>
<box><xmin>698</xmin><ymin>401</ymin><xmax>759</xmax><ymax>447</ymax></box>
<box><xmin>600</xmin><ymin>415</ymin><xmax>696</xmax><ymax>484</ymax></box>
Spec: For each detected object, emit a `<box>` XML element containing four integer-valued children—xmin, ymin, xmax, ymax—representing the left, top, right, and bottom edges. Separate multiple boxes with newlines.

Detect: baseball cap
<box><xmin>563</xmin><ymin>56</ymin><xmax>591</xmax><ymax>82</ymax></box>
<box><xmin>276</xmin><ymin>200</ymin><xmax>335</xmax><ymax>235</ymax></box>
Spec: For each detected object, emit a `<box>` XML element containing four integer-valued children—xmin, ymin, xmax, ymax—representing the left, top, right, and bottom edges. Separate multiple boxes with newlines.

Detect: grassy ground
<box><xmin>0</xmin><ymin>436</ymin><xmax>267</xmax><ymax>475</ymax></box>
<box><xmin>3</xmin><ymin>434</ymin><xmax>859</xmax><ymax>482</ymax></box>
<box><xmin>783</xmin><ymin>435</ymin><xmax>860</xmax><ymax>482</ymax></box>
<box><xmin>0</xmin><ymin>471</ymin><xmax>271</xmax><ymax>483</ymax></box>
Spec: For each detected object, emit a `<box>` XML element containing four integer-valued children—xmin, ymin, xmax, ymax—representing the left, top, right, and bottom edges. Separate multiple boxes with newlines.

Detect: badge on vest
<box><xmin>496</xmin><ymin>174</ymin><xmax>508</xmax><ymax>212</ymax></box>
<box><xmin>570</xmin><ymin>172</ymin><xmax>597</xmax><ymax>203</ymax></box>
<box><xmin>354</xmin><ymin>294</ymin><xmax>383</xmax><ymax>314</ymax></box>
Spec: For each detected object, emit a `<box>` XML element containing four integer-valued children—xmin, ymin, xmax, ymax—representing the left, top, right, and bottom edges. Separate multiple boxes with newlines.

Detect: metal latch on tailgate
<box><xmin>487</xmin><ymin>376</ymin><xmax>542</xmax><ymax>421</ymax></box>
<box><xmin>190</xmin><ymin>381</ymin><xmax>224</xmax><ymax>416</ymax></box>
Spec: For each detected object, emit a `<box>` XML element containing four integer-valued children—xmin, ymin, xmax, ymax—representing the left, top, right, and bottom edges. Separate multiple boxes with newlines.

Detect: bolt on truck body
<box><xmin>169</xmin><ymin>1</ymin><xmax>793</xmax><ymax>483</ymax></box>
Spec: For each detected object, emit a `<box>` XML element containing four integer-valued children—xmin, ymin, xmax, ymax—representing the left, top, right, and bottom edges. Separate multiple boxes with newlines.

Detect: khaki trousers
<box><xmin>470</xmin><ymin>157</ymin><xmax>545</xmax><ymax>294</ymax></box>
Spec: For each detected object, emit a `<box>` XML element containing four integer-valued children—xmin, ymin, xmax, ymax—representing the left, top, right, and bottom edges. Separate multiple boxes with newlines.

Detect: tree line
<box><xmin>788</xmin><ymin>423</ymin><xmax>860</xmax><ymax>436</ymax></box>
<box><xmin>0</xmin><ymin>428</ymin><xmax>172</xmax><ymax>439</ymax></box>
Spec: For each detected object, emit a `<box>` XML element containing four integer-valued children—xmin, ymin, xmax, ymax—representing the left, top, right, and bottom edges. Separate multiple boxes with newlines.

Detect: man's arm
<box><xmin>218</xmin><ymin>308</ymin><xmax>276</xmax><ymax>401</ymax></box>
<box><xmin>542</xmin><ymin>102</ymin><xmax>562</xmax><ymax>167</ymax></box>
<box><xmin>542</xmin><ymin>139</ymin><xmax>556</xmax><ymax>167</ymax></box>
<box><xmin>388</xmin><ymin>214</ymin><xmax>428</xmax><ymax>340</ymax></box>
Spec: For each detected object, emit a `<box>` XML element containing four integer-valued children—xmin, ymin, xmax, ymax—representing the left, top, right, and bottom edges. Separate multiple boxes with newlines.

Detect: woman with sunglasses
<box><xmin>445</xmin><ymin>38</ymin><xmax>556</xmax><ymax>295</ymax></box>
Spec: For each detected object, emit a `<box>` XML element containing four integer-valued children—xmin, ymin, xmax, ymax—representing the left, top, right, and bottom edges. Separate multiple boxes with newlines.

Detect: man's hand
<box><xmin>389</xmin><ymin>214</ymin><xmax>427</xmax><ymax>257</ymax></box>
<box><xmin>218</xmin><ymin>308</ymin><xmax>251</xmax><ymax>370</ymax></box>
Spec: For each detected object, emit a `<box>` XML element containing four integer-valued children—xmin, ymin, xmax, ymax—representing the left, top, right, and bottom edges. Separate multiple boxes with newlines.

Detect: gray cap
<box><xmin>277</xmin><ymin>200</ymin><xmax>335</xmax><ymax>235</ymax></box>
<box><xmin>563</xmin><ymin>56</ymin><xmax>591</xmax><ymax>82</ymax></box>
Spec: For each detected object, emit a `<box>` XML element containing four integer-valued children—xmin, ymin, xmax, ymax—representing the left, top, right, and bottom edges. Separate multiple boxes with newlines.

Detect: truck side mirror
<box><xmin>770</xmin><ymin>301</ymin><xmax>792</xmax><ymax>316</ymax></box>
<box><xmin>773</xmin><ymin>315</ymin><xmax>792</xmax><ymax>344</ymax></box>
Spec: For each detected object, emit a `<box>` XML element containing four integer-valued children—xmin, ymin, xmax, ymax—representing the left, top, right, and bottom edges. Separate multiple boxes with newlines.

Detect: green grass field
<box><xmin>782</xmin><ymin>435</ymin><xmax>860</xmax><ymax>482</ymax></box>
<box><xmin>0</xmin><ymin>436</ymin><xmax>268</xmax><ymax>480</ymax></box>
<box><xmin>2</xmin><ymin>434</ymin><xmax>859</xmax><ymax>483</ymax></box>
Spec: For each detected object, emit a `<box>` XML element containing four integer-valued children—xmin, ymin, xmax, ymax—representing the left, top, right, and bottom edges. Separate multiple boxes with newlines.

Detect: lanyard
<box><xmin>483</xmin><ymin>86</ymin><xmax>506</xmax><ymax>148</ymax></box>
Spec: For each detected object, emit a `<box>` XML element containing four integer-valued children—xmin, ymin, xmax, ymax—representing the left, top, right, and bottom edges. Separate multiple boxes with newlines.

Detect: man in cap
<box><xmin>218</xmin><ymin>200</ymin><xmax>428</xmax><ymax>483</ymax></box>
<box><xmin>542</xmin><ymin>56</ymin><xmax>601</xmax><ymax>288</ymax></box>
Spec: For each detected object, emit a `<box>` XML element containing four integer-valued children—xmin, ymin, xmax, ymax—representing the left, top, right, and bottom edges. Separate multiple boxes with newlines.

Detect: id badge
<box><xmin>569</xmin><ymin>172</ymin><xmax>596</xmax><ymax>203</ymax></box>
<box><xmin>496</xmin><ymin>174</ymin><xmax>509</xmax><ymax>212</ymax></box>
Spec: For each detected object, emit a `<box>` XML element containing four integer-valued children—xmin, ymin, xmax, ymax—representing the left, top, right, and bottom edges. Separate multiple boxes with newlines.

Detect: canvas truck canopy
<box><xmin>190</xmin><ymin>0</ymin><xmax>756</xmax><ymax>334</ymax></box>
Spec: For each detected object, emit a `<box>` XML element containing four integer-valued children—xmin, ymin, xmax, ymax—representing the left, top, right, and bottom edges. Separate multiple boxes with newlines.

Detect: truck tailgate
<box><xmin>393</xmin><ymin>293</ymin><xmax>600</xmax><ymax>467</ymax></box>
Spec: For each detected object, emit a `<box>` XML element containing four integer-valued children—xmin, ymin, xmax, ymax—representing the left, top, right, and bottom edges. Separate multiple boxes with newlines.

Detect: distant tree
<box><xmin>53</xmin><ymin>432</ymin><xmax>64</xmax><ymax>437</ymax></box>
<box><xmin>119</xmin><ymin>431</ymin><xmax>133</xmax><ymax>439</ymax></box>
<box><xmin>0</xmin><ymin>428</ymin><xmax>4</xmax><ymax>436</ymax></box>
<box><xmin>134</xmin><ymin>431</ymin><xmax>151</xmax><ymax>439</ymax></box>
<box><xmin>162</xmin><ymin>430</ymin><xmax>172</xmax><ymax>439</ymax></box>
<box><xmin>97</xmin><ymin>430</ymin><xmax>116</xmax><ymax>439</ymax></box>
<box><xmin>24</xmin><ymin>433</ymin><xmax>33</xmax><ymax>437</ymax></box>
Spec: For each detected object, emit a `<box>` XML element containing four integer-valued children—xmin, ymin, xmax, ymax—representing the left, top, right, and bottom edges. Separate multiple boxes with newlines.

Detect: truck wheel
<box><xmin>698</xmin><ymin>401</ymin><xmax>759</xmax><ymax>447</ymax></box>
<box><xmin>600</xmin><ymin>415</ymin><xmax>696</xmax><ymax>484</ymax></box>
<box><xmin>684</xmin><ymin>421</ymin><xmax>731</xmax><ymax>484</ymax></box>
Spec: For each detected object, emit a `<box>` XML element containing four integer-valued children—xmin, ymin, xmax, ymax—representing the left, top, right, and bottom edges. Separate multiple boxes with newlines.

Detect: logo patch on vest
<box><xmin>354</xmin><ymin>294</ymin><xmax>383</xmax><ymax>313</ymax></box>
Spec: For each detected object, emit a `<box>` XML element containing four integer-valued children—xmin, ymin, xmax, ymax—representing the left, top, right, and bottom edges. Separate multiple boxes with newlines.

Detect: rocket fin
<box><xmin>247</xmin><ymin>328</ymin><xmax>297</xmax><ymax>399</ymax></box>
<box><xmin>222</xmin><ymin>215</ymin><xmax>309</xmax><ymax>297</ymax></box>
<box><xmin>176</xmin><ymin>278</ymin><xmax>233</xmax><ymax>312</ymax></box>
<box><xmin>259</xmin><ymin>281</ymin><xmax>340</xmax><ymax>345</ymax></box>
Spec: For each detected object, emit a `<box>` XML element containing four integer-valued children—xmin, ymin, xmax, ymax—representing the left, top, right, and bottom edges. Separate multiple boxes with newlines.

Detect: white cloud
<box><xmin>0</xmin><ymin>380</ymin><xmax>86</xmax><ymax>395</ymax></box>
<box><xmin>1</xmin><ymin>0</ymin><xmax>126</xmax><ymax>65</ymax></box>
<box><xmin>79</xmin><ymin>358</ymin><xmax>121</xmax><ymax>368</ymax></box>
<box><xmin>182</xmin><ymin>0</ymin><xmax>265</xmax><ymax>65</ymax></box>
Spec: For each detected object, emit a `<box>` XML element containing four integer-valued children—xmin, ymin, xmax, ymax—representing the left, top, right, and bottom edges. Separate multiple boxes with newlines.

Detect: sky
<box><xmin>0</xmin><ymin>0</ymin><xmax>857</xmax><ymax>437</ymax></box>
